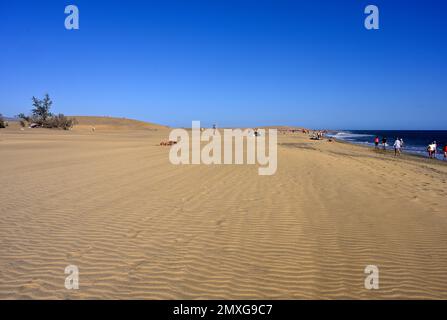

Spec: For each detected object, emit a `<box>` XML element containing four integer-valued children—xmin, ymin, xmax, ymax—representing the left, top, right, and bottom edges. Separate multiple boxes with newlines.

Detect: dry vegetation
<box><xmin>17</xmin><ymin>94</ymin><xmax>77</xmax><ymax>130</ymax></box>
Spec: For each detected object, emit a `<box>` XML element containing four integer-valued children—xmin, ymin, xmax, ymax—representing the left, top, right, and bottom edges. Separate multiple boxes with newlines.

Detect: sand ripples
<box><xmin>1</xmin><ymin>130</ymin><xmax>447</xmax><ymax>299</ymax></box>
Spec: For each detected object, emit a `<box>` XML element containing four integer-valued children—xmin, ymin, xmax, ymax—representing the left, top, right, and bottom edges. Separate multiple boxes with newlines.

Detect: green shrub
<box><xmin>17</xmin><ymin>95</ymin><xmax>78</xmax><ymax>130</ymax></box>
<box><xmin>43</xmin><ymin>114</ymin><xmax>77</xmax><ymax>130</ymax></box>
<box><xmin>17</xmin><ymin>113</ymin><xmax>30</xmax><ymax>122</ymax></box>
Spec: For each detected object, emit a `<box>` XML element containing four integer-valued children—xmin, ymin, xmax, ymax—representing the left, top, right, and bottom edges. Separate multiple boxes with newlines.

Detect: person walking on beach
<box><xmin>443</xmin><ymin>144</ymin><xmax>447</xmax><ymax>160</ymax></box>
<box><xmin>382</xmin><ymin>137</ymin><xmax>387</xmax><ymax>150</ymax></box>
<box><xmin>428</xmin><ymin>142</ymin><xmax>436</xmax><ymax>159</ymax></box>
<box><xmin>399</xmin><ymin>138</ymin><xmax>404</xmax><ymax>150</ymax></box>
<box><xmin>374</xmin><ymin>136</ymin><xmax>379</xmax><ymax>149</ymax></box>
<box><xmin>393</xmin><ymin>138</ymin><xmax>402</xmax><ymax>156</ymax></box>
<box><xmin>433</xmin><ymin>141</ymin><xmax>437</xmax><ymax>158</ymax></box>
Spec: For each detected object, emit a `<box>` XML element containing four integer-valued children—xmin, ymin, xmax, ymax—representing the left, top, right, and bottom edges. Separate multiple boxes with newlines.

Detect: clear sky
<box><xmin>1</xmin><ymin>0</ymin><xmax>446</xmax><ymax>129</ymax></box>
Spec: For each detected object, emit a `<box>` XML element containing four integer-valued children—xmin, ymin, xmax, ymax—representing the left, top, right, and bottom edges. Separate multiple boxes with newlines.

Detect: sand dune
<box><xmin>1</xmin><ymin>120</ymin><xmax>447</xmax><ymax>299</ymax></box>
<box><xmin>73</xmin><ymin>116</ymin><xmax>168</xmax><ymax>132</ymax></box>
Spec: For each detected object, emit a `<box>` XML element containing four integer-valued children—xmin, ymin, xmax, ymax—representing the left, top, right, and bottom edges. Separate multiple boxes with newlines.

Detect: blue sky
<box><xmin>1</xmin><ymin>0</ymin><xmax>446</xmax><ymax>129</ymax></box>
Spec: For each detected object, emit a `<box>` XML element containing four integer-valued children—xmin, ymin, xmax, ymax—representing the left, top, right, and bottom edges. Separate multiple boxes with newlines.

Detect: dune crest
<box><xmin>72</xmin><ymin>116</ymin><xmax>168</xmax><ymax>132</ymax></box>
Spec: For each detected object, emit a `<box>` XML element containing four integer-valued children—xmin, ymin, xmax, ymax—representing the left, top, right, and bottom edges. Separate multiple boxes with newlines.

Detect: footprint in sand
<box><xmin>128</xmin><ymin>229</ymin><xmax>144</xmax><ymax>239</ymax></box>
<box><xmin>216</xmin><ymin>218</ymin><xmax>225</xmax><ymax>226</ymax></box>
<box><xmin>66</xmin><ymin>246</ymin><xmax>93</xmax><ymax>259</ymax></box>
<box><xmin>128</xmin><ymin>259</ymin><xmax>146</xmax><ymax>273</ymax></box>
<box><xmin>127</xmin><ymin>260</ymin><xmax>149</xmax><ymax>280</ymax></box>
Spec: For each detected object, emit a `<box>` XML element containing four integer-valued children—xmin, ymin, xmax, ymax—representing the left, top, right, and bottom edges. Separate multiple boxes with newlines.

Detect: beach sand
<box><xmin>1</xmin><ymin>118</ymin><xmax>447</xmax><ymax>299</ymax></box>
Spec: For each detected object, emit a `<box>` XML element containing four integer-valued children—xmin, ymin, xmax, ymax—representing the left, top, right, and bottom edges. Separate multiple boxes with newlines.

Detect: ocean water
<box><xmin>327</xmin><ymin>130</ymin><xmax>447</xmax><ymax>160</ymax></box>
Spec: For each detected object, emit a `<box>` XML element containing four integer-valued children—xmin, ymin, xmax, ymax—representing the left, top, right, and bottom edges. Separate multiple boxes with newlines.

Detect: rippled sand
<box><xmin>1</xmin><ymin>118</ymin><xmax>447</xmax><ymax>299</ymax></box>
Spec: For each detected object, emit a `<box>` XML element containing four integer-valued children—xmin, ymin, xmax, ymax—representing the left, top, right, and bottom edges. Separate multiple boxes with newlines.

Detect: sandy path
<box><xmin>1</xmin><ymin>128</ymin><xmax>447</xmax><ymax>299</ymax></box>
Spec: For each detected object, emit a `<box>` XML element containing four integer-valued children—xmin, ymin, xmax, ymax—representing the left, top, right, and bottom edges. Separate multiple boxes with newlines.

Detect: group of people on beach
<box><xmin>309</xmin><ymin>130</ymin><xmax>326</xmax><ymax>140</ymax></box>
<box><xmin>374</xmin><ymin>136</ymin><xmax>447</xmax><ymax>160</ymax></box>
<box><xmin>425</xmin><ymin>141</ymin><xmax>447</xmax><ymax>160</ymax></box>
<box><xmin>374</xmin><ymin>136</ymin><xmax>403</xmax><ymax>153</ymax></box>
<box><xmin>427</xmin><ymin>141</ymin><xmax>447</xmax><ymax>160</ymax></box>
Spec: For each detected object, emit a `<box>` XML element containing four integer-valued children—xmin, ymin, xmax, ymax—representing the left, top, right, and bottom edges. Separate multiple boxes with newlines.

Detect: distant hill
<box><xmin>72</xmin><ymin>116</ymin><xmax>168</xmax><ymax>131</ymax></box>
